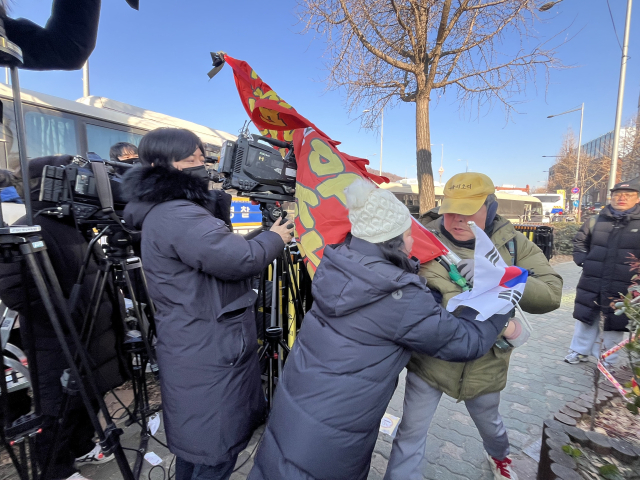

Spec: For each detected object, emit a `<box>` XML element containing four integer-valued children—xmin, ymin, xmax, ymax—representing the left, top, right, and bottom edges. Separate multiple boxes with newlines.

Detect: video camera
<box><xmin>218</xmin><ymin>125</ymin><xmax>296</xmax><ymax>198</ymax></box>
<box><xmin>218</xmin><ymin>125</ymin><xmax>297</xmax><ymax>227</ymax></box>
<box><xmin>39</xmin><ymin>153</ymin><xmax>129</xmax><ymax>223</ymax></box>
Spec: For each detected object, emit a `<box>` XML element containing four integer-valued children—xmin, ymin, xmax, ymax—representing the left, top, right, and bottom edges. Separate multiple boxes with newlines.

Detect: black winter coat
<box><xmin>248</xmin><ymin>238</ymin><xmax>510</xmax><ymax>480</ymax></box>
<box><xmin>573</xmin><ymin>204</ymin><xmax>640</xmax><ymax>331</ymax></box>
<box><xmin>0</xmin><ymin>214</ymin><xmax>127</xmax><ymax>415</ymax></box>
<box><xmin>122</xmin><ymin>166</ymin><xmax>285</xmax><ymax>467</ymax></box>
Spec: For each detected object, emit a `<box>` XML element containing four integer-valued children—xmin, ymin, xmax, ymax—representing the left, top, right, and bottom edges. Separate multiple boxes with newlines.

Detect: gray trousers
<box><xmin>569</xmin><ymin>320</ymin><xmax>625</xmax><ymax>364</ymax></box>
<box><xmin>384</xmin><ymin>371</ymin><xmax>510</xmax><ymax>480</ymax></box>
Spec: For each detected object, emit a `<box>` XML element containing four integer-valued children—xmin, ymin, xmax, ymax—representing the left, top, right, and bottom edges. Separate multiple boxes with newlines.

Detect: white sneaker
<box><xmin>485</xmin><ymin>451</ymin><xmax>518</xmax><ymax>480</ymax></box>
<box><xmin>564</xmin><ymin>351</ymin><xmax>588</xmax><ymax>364</ymax></box>
<box><xmin>75</xmin><ymin>443</ymin><xmax>114</xmax><ymax>466</ymax></box>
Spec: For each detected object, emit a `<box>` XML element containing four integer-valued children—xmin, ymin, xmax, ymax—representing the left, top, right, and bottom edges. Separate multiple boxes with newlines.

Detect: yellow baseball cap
<box><xmin>440</xmin><ymin>172</ymin><xmax>495</xmax><ymax>215</ymax></box>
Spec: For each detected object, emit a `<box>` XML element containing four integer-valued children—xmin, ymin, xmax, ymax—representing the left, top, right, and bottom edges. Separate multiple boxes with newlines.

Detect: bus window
<box><xmin>0</xmin><ymin>140</ymin><xmax>8</xmax><ymax>170</ymax></box>
<box><xmin>25</xmin><ymin>110</ymin><xmax>78</xmax><ymax>159</ymax></box>
<box><xmin>0</xmin><ymin>100</ymin><xmax>13</xmax><ymax>170</ymax></box>
<box><xmin>86</xmin><ymin>124</ymin><xmax>143</xmax><ymax>160</ymax></box>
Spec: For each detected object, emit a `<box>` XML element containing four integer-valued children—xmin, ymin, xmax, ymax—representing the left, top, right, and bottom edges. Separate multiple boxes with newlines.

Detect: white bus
<box><xmin>0</xmin><ymin>83</ymin><xmax>236</xmax><ymax>170</ymax></box>
<box><xmin>0</xmin><ymin>85</ymin><xmax>271</xmax><ymax>230</ymax></box>
<box><xmin>531</xmin><ymin>193</ymin><xmax>566</xmax><ymax>219</ymax></box>
<box><xmin>383</xmin><ymin>182</ymin><xmax>543</xmax><ymax>223</ymax></box>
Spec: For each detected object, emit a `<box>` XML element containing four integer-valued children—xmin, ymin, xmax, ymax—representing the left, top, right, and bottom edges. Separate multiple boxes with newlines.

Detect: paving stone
<box><xmin>78</xmin><ymin>261</ymin><xmax>591</xmax><ymax>480</ymax></box>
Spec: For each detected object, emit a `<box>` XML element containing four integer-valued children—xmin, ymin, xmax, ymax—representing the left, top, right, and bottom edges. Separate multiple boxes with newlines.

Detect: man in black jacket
<box><xmin>566</xmin><ymin>180</ymin><xmax>640</xmax><ymax>366</ymax></box>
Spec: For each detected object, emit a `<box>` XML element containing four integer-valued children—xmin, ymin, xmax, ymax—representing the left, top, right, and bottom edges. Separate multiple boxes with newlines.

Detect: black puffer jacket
<box><xmin>123</xmin><ymin>165</ymin><xmax>284</xmax><ymax>467</ymax></box>
<box><xmin>0</xmin><ymin>215</ymin><xmax>127</xmax><ymax>415</ymax></box>
<box><xmin>248</xmin><ymin>238</ymin><xmax>510</xmax><ymax>480</ymax></box>
<box><xmin>573</xmin><ymin>204</ymin><xmax>640</xmax><ymax>331</ymax></box>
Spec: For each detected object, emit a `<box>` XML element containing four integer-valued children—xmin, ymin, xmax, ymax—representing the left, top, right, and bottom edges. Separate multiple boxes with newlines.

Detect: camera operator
<box><xmin>0</xmin><ymin>155</ymin><xmax>128</xmax><ymax>479</ymax></box>
<box><xmin>109</xmin><ymin>142</ymin><xmax>140</xmax><ymax>176</ymax></box>
<box><xmin>122</xmin><ymin>128</ymin><xmax>294</xmax><ymax>480</ymax></box>
<box><xmin>110</xmin><ymin>142</ymin><xmax>139</xmax><ymax>165</ymax></box>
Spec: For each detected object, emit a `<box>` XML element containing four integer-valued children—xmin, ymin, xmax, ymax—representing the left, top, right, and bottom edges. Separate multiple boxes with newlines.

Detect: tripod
<box><xmin>249</xmin><ymin>195</ymin><xmax>308</xmax><ymax>409</ymax></box>
<box><xmin>0</xmin><ymin>227</ymin><xmax>135</xmax><ymax>480</ymax></box>
<box><xmin>43</xmin><ymin>223</ymin><xmax>158</xmax><ymax>480</ymax></box>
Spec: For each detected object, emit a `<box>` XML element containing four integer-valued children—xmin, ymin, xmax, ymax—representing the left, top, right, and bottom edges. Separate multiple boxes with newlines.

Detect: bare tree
<box><xmin>529</xmin><ymin>184</ymin><xmax>547</xmax><ymax>194</ymax></box>
<box><xmin>297</xmin><ymin>0</ymin><xmax>562</xmax><ymax>213</ymax></box>
<box><xmin>548</xmin><ymin>129</ymin><xmax>611</xmax><ymax>211</ymax></box>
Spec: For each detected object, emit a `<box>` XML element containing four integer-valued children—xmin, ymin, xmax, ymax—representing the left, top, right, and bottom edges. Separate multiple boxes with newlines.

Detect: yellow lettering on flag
<box><xmin>317</xmin><ymin>173</ymin><xmax>361</xmax><ymax>206</ymax></box>
<box><xmin>299</xmin><ymin>230</ymin><xmax>323</xmax><ymax>268</ymax></box>
<box><xmin>295</xmin><ymin>184</ymin><xmax>320</xmax><ymax>229</ymax></box>
<box><xmin>309</xmin><ymin>139</ymin><xmax>344</xmax><ymax>176</ymax></box>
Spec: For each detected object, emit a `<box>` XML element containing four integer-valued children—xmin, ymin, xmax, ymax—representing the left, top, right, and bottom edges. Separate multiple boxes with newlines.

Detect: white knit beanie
<box><xmin>344</xmin><ymin>178</ymin><xmax>413</xmax><ymax>244</ymax></box>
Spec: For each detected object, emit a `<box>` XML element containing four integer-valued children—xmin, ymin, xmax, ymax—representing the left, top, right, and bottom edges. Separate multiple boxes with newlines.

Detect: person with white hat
<box><xmin>248</xmin><ymin>178</ymin><xmax>513</xmax><ymax>480</ymax></box>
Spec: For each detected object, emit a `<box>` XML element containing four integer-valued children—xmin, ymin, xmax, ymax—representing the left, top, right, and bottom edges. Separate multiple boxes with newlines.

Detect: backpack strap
<box><xmin>506</xmin><ymin>237</ymin><xmax>517</xmax><ymax>266</ymax></box>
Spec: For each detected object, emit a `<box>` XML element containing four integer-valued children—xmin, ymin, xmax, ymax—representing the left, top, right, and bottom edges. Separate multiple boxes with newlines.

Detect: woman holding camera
<box><xmin>123</xmin><ymin>128</ymin><xmax>294</xmax><ymax>480</ymax></box>
<box><xmin>248</xmin><ymin>179</ymin><xmax>512</xmax><ymax>480</ymax></box>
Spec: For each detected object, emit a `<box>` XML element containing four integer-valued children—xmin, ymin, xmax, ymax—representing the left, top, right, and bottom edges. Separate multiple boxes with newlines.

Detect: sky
<box><xmin>7</xmin><ymin>0</ymin><xmax>640</xmax><ymax>188</ymax></box>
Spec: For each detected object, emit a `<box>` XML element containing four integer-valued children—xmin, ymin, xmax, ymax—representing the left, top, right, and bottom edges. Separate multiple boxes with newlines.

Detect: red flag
<box><xmin>224</xmin><ymin>55</ymin><xmax>443</xmax><ymax>276</ymax></box>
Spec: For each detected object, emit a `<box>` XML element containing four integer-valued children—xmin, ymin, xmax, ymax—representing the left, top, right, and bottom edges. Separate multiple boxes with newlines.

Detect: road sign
<box><xmin>573</xmin><ymin>200</ymin><xmax>579</xmax><ymax>207</ymax></box>
<box><xmin>571</xmin><ymin>187</ymin><xmax>580</xmax><ymax>194</ymax></box>
<box><xmin>570</xmin><ymin>194</ymin><xmax>579</xmax><ymax>200</ymax></box>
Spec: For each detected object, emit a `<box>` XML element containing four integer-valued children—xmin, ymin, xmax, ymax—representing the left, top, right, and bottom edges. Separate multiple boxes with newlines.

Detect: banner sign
<box><xmin>224</xmin><ymin>55</ymin><xmax>443</xmax><ymax>276</ymax></box>
<box><xmin>230</xmin><ymin>196</ymin><xmax>262</xmax><ymax>230</ymax></box>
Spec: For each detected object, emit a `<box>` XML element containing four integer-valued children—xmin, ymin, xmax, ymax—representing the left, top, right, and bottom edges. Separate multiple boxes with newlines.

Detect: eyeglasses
<box><xmin>612</xmin><ymin>192</ymin><xmax>638</xmax><ymax>199</ymax></box>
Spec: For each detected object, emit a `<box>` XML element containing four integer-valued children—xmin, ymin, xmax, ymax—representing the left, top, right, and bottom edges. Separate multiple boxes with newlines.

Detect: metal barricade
<box><xmin>513</xmin><ymin>224</ymin><xmax>554</xmax><ymax>260</ymax></box>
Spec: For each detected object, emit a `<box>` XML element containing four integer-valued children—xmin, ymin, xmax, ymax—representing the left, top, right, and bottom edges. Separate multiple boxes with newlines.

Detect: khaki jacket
<box><xmin>406</xmin><ymin>215</ymin><xmax>562</xmax><ymax>400</ymax></box>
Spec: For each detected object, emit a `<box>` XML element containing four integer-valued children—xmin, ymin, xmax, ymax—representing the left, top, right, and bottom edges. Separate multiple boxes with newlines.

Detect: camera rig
<box><xmin>218</xmin><ymin>125</ymin><xmax>296</xmax><ymax>227</ymax></box>
<box><xmin>38</xmin><ymin>154</ymin><xmax>129</xmax><ymax>225</ymax></box>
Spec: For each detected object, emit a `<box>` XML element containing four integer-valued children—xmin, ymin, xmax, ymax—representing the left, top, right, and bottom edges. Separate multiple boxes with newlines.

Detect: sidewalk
<box><xmin>72</xmin><ymin>261</ymin><xmax>595</xmax><ymax>480</ymax></box>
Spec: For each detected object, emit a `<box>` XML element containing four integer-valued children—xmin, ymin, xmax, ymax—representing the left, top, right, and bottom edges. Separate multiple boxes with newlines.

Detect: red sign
<box><xmin>224</xmin><ymin>55</ymin><xmax>443</xmax><ymax>277</ymax></box>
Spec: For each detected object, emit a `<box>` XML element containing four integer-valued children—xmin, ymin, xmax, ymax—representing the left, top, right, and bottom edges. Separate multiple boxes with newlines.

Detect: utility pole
<box><xmin>547</xmin><ymin>104</ymin><xmax>584</xmax><ymax>220</ymax></box>
<box><xmin>607</xmin><ymin>0</ymin><xmax>633</xmax><ymax>196</ymax></box>
<box><xmin>82</xmin><ymin>60</ymin><xmax>90</xmax><ymax>97</ymax></box>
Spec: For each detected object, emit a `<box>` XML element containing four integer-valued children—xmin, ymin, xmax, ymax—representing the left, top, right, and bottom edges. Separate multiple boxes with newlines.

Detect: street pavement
<box><xmin>77</xmin><ymin>261</ymin><xmax>596</xmax><ymax>480</ymax></box>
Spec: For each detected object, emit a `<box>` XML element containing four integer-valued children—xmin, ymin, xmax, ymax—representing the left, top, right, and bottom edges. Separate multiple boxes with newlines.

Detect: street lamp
<box><xmin>363</xmin><ymin>108</ymin><xmax>384</xmax><ymax>175</ymax></box>
<box><xmin>547</xmin><ymin>103</ymin><xmax>584</xmax><ymax>220</ymax></box>
<box><xmin>607</xmin><ymin>0</ymin><xmax>633</xmax><ymax>195</ymax></box>
<box><xmin>457</xmin><ymin>159</ymin><xmax>468</xmax><ymax>173</ymax></box>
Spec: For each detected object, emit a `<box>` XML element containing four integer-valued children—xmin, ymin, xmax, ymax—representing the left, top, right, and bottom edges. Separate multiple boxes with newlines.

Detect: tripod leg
<box><xmin>28</xmin><ymin>434</ymin><xmax>37</xmax><ymax>480</ymax></box>
<box><xmin>121</xmin><ymin>264</ymin><xmax>156</xmax><ymax>366</ymax></box>
<box><xmin>44</xmin><ymin>266</ymin><xmax>109</xmax><ymax>479</ymax></box>
<box><xmin>131</xmin><ymin>352</ymin><xmax>150</xmax><ymax>480</ymax></box>
<box><xmin>267</xmin><ymin>347</ymin><xmax>274</xmax><ymax>411</ymax></box>
<box><xmin>17</xmin><ymin>440</ymin><xmax>28</xmax><ymax>480</ymax></box>
<box><xmin>23</xmin><ymin>245</ymin><xmax>134</xmax><ymax>480</ymax></box>
<box><xmin>82</xmin><ymin>267</ymin><xmax>111</xmax><ymax>351</ymax></box>
<box><xmin>0</xmin><ymin>429</ymin><xmax>27</xmax><ymax>480</ymax></box>
<box><xmin>278</xmin><ymin>339</ymin><xmax>291</xmax><ymax>355</ymax></box>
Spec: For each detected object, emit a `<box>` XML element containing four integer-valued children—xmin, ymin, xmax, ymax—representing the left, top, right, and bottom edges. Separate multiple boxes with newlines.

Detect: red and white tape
<box><xmin>597</xmin><ymin>334</ymin><xmax>637</xmax><ymax>397</ymax></box>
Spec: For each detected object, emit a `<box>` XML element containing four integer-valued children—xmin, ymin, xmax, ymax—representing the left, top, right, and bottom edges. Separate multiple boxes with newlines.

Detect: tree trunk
<box><xmin>416</xmin><ymin>91</ymin><xmax>435</xmax><ymax>215</ymax></box>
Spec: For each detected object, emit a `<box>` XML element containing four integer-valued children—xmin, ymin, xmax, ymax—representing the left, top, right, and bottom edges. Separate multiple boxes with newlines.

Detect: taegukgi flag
<box><xmin>446</xmin><ymin>222</ymin><xmax>528</xmax><ymax>320</ymax></box>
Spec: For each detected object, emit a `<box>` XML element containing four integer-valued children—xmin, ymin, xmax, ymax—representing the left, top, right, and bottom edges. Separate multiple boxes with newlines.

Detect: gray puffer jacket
<box><xmin>123</xmin><ymin>165</ymin><xmax>284</xmax><ymax>466</ymax></box>
<box><xmin>248</xmin><ymin>237</ymin><xmax>510</xmax><ymax>480</ymax></box>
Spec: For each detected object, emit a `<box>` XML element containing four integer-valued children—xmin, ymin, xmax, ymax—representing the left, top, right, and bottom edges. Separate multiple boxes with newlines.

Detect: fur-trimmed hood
<box><xmin>122</xmin><ymin>165</ymin><xmax>210</xmax><ymax>205</ymax></box>
<box><xmin>122</xmin><ymin>165</ymin><xmax>210</xmax><ymax>231</ymax></box>
<box><xmin>122</xmin><ymin>165</ymin><xmax>234</xmax><ymax>232</ymax></box>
